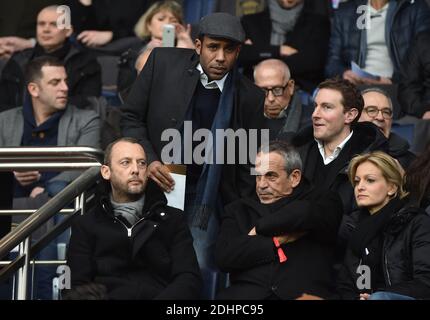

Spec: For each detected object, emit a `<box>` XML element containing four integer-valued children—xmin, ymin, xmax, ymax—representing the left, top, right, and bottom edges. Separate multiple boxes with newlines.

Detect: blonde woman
<box><xmin>134</xmin><ymin>0</ymin><xmax>194</xmax><ymax>50</ymax></box>
<box><xmin>118</xmin><ymin>1</ymin><xmax>194</xmax><ymax>96</ymax></box>
<box><xmin>337</xmin><ymin>151</ymin><xmax>430</xmax><ymax>300</ymax></box>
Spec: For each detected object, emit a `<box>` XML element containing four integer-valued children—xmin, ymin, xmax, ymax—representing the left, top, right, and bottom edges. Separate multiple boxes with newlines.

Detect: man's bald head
<box><xmin>254</xmin><ymin>59</ymin><xmax>290</xmax><ymax>83</ymax></box>
<box><xmin>254</xmin><ymin>59</ymin><xmax>295</xmax><ymax>119</ymax></box>
<box><xmin>37</xmin><ymin>5</ymin><xmax>73</xmax><ymax>53</ymax></box>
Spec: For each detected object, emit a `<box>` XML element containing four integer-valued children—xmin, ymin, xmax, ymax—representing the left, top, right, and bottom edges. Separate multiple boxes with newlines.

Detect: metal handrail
<box><xmin>0</xmin><ymin>146</ymin><xmax>103</xmax><ymax>171</ymax></box>
<box><xmin>0</xmin><ymin>166</ymin><xmax>100</xmax><ymax>260</ymax></box>
<box><xmin>0</xmin><ymin>146</ymin><xmax>103</xmax><ymax>299</ymax></box>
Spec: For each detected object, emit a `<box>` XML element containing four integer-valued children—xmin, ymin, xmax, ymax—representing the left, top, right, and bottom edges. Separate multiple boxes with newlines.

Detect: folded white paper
<box><xmin>165</xmin><ymin>172</ymin><xmax>186</xmax><ymax>211</ymax></box>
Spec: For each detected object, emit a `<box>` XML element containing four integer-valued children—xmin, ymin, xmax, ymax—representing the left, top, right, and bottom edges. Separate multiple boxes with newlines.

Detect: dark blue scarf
<box><xmin>191</xmin><ymin>68</ymin><xmax>237</xmax><ymax>229</ymax></box>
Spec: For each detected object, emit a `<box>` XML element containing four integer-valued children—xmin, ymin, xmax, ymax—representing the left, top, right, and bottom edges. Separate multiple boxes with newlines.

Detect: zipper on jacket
<box><xmin>382</xmin><ymin>237</ymin><xmax>392</xmax><ymax>287</ymax></box>
<box><xmin>114</xmin><ymin>213</ymin><xmax>148</xmax><ymax>238</ymax></box>
<box><xmin>384</xmin><ymin>252</ymin><xmax>392</xmax><ymax>286</ymax></box>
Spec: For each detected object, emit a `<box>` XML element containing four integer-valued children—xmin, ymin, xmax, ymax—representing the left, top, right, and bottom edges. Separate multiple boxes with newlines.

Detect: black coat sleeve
<box><xmin>68</xmin><ymin>55</ymin><xmax>102</xmax><ymax>107</ymax></box>
<box><xmin>255</xmin><ymin>191</ymin><xmax>343</xmax><ymax>245</ymax></box>
<box><xmin>120</xmin><ymin>48</ymin><xmax>158</xmax><ymax>164</ymax></box>
<box><xmin>398</xmin><ymin>33</ymin><xmax>430</xmax><ymax>118</ymax></box>
<box><xmin>335</xmin><ymin>250</ymin><xmax>360</xmax><ymax>300</ymax></box>
<box><xmin>0</xmin><ymin>58</ymin><xmax>23</xmax><ymax>111</ymax></box>
<box><xmin>215</xmin><ymin>204</ymin><xmax>276</xmax><ymax>273</ymax></box>
<box><xmin>67</xmin><ymin>215</ymin><xmax>96</xmax><ymax>286</ymax></box>
<box><xmin>325</xmin><ymin>10</ymin><xmax>349</xmax><ymax>78</ymax></box>
<box><xmin>154</xmin><ymin>213</ymin><xmax>202</xmax><ymax>300</ymax></box>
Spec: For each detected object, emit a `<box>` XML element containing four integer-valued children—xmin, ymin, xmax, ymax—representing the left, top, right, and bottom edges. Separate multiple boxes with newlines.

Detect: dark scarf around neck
<box><xmin>349</xmin><ymin>196</ymin><xmax>405</xmax><ymax>258</ymax></box>
<box><xmin>190</xmin><ymin>68</ymin><xmax>237</xmax><ymax>230</ymax></box>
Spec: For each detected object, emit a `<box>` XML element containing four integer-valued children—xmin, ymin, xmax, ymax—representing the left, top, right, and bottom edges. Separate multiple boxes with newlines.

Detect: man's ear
<box><xmin>195</xmin><ymin>38</ymin><xmax>202</xmax><ymax>55</ymax></box>
<box><xmin>345</xmin><ymin>108</ymin><xmax>359</xmax><ymax>125</ymax></box>
<box><xmin>27</xmin><ymin>82</ymin><xmax>39</xmax><ymax>98</ymax></box>
<box><xmin>290</xmin><ymin>169</ymin><xmax>302</xmax><ymax>188</ymax></box>
<box><xmin>100</xmin><ymin>165</ymin><xmax>111</xmax><ymax>181</ymax></box>
<box><xmin>235</xmin><ymin>44</ymin><xmax>242</xmax><ymax>58</ymax></box>
<box><xmin>288</xmin><ymin>79</ymin><xmax>295</xmax><ymax>96</ymax></box>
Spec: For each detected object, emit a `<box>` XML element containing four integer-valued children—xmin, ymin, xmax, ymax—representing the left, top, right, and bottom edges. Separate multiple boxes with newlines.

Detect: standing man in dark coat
<box><xmin>120</xmin><ymin>12</ymin><xmax>265</xmax><ymax>298</ymax></box>
<box><xmin>67</xmin><ymin>137</ymin><xmax>202</xmax><ymax>300</ymax></box>
<box><xmin>215</xmin><ymin>141</ymin><xmax>343</xmax><ymax>300</ymax></box>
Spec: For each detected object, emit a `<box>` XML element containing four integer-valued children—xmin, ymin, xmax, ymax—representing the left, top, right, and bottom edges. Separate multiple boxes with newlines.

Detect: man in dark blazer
<box><xmin>120</xmin><ymin>12</ymin><xmax>265</xmax><ymax>298</ymax></box>
<box><xmin>67</xmin><ymin>137</ymin><xmax>202</xmax><ymax>300</ymax></box>
<box><xmin>215</xmin><ymin>140</ymin><xmax>343</xmax><ymax>299</ymax></box>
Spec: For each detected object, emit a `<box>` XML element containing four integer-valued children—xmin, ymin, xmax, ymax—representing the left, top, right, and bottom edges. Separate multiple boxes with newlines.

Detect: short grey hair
<box><xmin>361</xmin><ymin>87</ymin><xmax>393</xmax><ymax>110</ymax></box>
<box><xmin>258</xmin><ymin>140</ymin><xmax>302</xmax><ymax>174</ymax></box>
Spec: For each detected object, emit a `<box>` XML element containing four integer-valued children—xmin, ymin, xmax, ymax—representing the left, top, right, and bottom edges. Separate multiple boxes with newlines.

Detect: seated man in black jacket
<box><xmin>67</xmin><ymin>137</ymin><xmax>202</xmax><ymax>299</ymax></box>
<box><xmin>215</xmin><ymin>140</ymin><xmax>343</xmax><ymax>300</ymax></box>
<box><xmin>0</xmin><ymin>5</ymin><xmax>101</xmax><ymax>112</ymax></box>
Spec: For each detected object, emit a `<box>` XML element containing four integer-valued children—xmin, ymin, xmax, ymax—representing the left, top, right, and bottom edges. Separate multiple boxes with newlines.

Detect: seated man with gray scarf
<box><xmin>67</xmin><ymin>137</ymin><xmax>202</xmax><ymax>299</ymax></box>
<box><xmin>254</xmin><ymin>59</ymin><xmax>312</xmax><ymax>139</ymax></box>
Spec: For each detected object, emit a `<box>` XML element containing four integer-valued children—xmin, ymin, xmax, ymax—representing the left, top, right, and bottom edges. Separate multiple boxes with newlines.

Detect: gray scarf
<box><xmin>278</xmin><ymin>91</ymin><xmax>303</xmax><ymax>134</ymax></box>
<box><xmin>269</xmin><ymin>0</ymin><xmax>304</xmax><ymax>45</ymax></box>
<box><xmin>110</xmin><ymin>195</ymin><xmax>145</xmax><ymax>226</ymax></box>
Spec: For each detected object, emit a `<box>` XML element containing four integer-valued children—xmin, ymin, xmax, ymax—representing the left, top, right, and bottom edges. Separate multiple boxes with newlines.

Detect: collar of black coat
<box><xmin>290</xmin><ymin>121</ymin><xmax>388</xmax><ymax>153</ymax></box>
<box><xmin>34</xmin><ymin>40</ymin><xmax>71</xmax><ymax>60</ymax></box>
<box><xmin>241</xmin><ymin>177</ymin><xmax>314</xmax><ymax>217</ymax></box>
<box><xmin>388</xmin><ymin>131</ymin><xmax>411</xmax><ymax>157</ymax></box>
<box><xmin>96</xmin><ymin>179</ymin><xmax>168</xmax><ymax>221</ymax></box>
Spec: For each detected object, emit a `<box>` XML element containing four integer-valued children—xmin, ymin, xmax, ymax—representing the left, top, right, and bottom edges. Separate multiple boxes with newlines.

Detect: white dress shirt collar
<box><xmin>196</xmin><ymin>64</ymin><xmax>228</xmax><ymax>92</ymax></box>
<box><xmin>316</xmin><ymin>130</ymin><xmax>354</xmax><ymax>165</ymax></box>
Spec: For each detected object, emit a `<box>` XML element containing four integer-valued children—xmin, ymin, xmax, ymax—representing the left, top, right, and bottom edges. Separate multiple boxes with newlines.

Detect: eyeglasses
<box><xmin>363</xmin><ymin>106</ymin><xmax>393</xmax><ymax>119</ymax></box>
<box><xmin>260</xmin><ymin>82</ymin><xmax>290</xmax><ymax>97</ymax></box>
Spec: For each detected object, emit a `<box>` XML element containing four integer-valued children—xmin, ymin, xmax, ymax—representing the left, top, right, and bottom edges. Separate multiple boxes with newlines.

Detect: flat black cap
<box><xmin>198</xmin><ymin>12</ymin><xmax>245</xmax><ymax>44</ymax></box>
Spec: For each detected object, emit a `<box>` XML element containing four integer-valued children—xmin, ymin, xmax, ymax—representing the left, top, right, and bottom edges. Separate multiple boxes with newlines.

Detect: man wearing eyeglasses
<box><xmin>254</xmin><ymin>59</ymin><xmax>312</xmax><ymax>139</ymax></box>
<box><xmin>359</xmin><ymin>88</ymin><xmax>415</xmax><ymax>168</ymax></box>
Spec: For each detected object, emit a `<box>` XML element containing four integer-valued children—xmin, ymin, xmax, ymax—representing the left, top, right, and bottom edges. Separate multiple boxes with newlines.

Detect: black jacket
<box><xmin>398</xmin><ymin>31</ymin><xmax>430</xmax><ymax>118</ymax></box>
<box><xmin>239</xmin><ymin>5</ymin><xmax>330</xmax><ymax>92</ymax></box>
<box><xmin>325</xmin><ymin>0</ymin><xmax>430</xmax><ymax>81</ymax></box>
<box><xmin>215</xmin><ymin>180</ymin><xmax>343</xmax><ymax>300</ymax></box>
<box><xmin>290</xmin><ymin>122</ymin><xmax>388</xmax><ymax>216</ymax></box>
<box><xmin>121</xmin><ymin>47</ymin><xmax>266</xmax><ymax>205</ymax></box>
<box><xmin>0</xmin><ymin>41</ymin><xmax>101</xmax><ymax>112</ymax></box>
<box><xmin>67</xmin><ymin>181</ymin><xmax>202</xmax><ymax>300</ymax></box>
<box><xmin>337</xmin><ymin>198</ymin><xmax>430</xmax><ymax>299</ymax></box>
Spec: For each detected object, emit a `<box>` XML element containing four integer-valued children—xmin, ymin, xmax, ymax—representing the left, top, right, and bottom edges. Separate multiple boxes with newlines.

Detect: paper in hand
<box><xmin>164</xmin><ymin>164</ymin><xmax>186</xmax><ymax>211</ymax></box>
<box><xmin>351</xmin><ymin>61</ymin><xmax>380</xmax><ymax>80</ymax></box>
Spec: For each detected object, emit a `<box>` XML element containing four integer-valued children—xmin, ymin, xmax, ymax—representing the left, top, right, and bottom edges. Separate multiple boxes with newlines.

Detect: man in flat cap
<box><xmin>120</xmin><ymin>12</ymin><xmax>265</xmax><ymax>298</ymax></box>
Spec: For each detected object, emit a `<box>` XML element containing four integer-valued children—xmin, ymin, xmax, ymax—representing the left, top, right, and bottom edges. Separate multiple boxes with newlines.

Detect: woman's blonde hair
<box><xmin>134</xmin><ymin>1</ymin><xmax>184</xmax><ymax>39</ymax></box>
<box><xmin>348</xmin><ymin>151</ymin><xmax>409</xmax><ymax>199</ymax></box>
